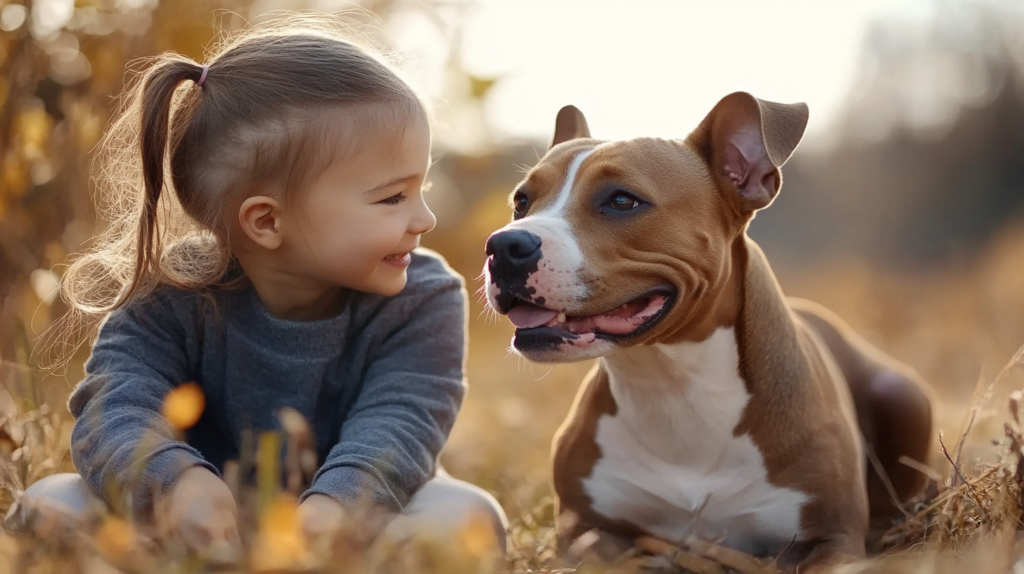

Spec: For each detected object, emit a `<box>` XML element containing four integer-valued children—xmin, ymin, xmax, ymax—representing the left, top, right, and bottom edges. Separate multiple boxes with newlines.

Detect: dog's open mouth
<box><xmin>506</xmin><ymin>289</ymin><xmax>674</xmax><ymax>342</ymax></box>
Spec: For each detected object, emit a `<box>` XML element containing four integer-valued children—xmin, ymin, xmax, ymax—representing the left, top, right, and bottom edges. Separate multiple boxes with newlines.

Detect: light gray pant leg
<box><xmin>7</xmin><ymin>471</ymin><xmax>511</xmax><ymax>561</ymax></box>
<box><xmin>376</xmin><ymin>470</ymin><xmax>509</xmax><ymax>559</ymax></box>
<box><xmin>4</xmin><ymin>473</ymin><xmax>102</xmax><ymax>535</ymax></box>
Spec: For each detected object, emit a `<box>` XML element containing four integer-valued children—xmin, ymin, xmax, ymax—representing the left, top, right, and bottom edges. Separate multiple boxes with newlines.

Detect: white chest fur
<box><xmin>582</xmin><ymin>327</ymin><xmax>809</xmax><ymax>555</ymax></box>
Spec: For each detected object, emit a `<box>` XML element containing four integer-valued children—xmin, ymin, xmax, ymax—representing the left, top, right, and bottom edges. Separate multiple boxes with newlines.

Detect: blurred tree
<box><xmin>751</xmin><ymin>0</ymin><xmax>1024</xmax><ymax>270</ymax></box>
<box><xmin>0</xmin><ymin>0</ymin><xmax>258</xmax><ymax>380</ymax></box>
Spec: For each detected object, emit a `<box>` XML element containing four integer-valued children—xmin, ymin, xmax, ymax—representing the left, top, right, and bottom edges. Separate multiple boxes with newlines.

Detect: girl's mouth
<box><xmin>383</xmin><ymin>252</ymin><xmax>412</xmax><ymax>267</ymax></box>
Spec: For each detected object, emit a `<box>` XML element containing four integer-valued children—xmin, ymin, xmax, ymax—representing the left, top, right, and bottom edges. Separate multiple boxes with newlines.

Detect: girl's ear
<box><xmin>238</xmin><ymin>196</ymin><xmax>284</xmax><ymax>250</ymax></box>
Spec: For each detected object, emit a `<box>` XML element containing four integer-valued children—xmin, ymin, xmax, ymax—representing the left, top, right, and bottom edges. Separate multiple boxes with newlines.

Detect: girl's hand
<box><xmin>160</xmin><ymin>466</ymin><xmax>241</xmax><ymax>564</ymax></box>
<box><xmin>297</xmin><ymin>494</ymin><xmax>348</xmax><ymax>544</ymax></box>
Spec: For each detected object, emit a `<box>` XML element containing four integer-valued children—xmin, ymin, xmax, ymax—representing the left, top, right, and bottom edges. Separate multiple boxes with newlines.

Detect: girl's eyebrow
<box><xmin>364</xmin><ymin>174</ymin><xmax>418</xmax><ymax>194</ymax></box>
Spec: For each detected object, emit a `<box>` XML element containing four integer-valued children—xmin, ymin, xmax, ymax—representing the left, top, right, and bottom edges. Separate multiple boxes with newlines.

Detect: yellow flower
<box><xmin>458</xmin><ymin>509</ymin><xmax>501</xmax><ymax>558</ymax></box>
<box><xmin>162</xmin><ymin>383</ymin><xmax>205</xmax><ymax>430</ymax></box>
<box><xmin>251</xmin><ymin>493</ymin><xmax>310</xmax><ymax>572</ymax></box>
<box><xmin>94</xmin><ymin>516</ymin><xmax>136</xmax><ymax>560</ymax></box>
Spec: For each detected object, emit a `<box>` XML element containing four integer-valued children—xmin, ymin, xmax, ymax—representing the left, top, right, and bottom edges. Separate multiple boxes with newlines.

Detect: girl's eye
<box><xmin>378</xmin><ymin>192</ymin><xmax>407</xmax><ymax>206</ymax></box>
<box><xmin>607</xmin><ymin>191</ymin><xmax>641</xmax><ymax>211</ymax></box>
<box><xmin>513</xmin><ymin>192</ymin><xmax>529</xmax><ymax>218</ymax></box>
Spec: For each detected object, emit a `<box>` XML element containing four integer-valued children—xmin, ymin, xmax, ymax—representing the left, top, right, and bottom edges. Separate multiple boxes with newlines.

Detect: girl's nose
<box><xmin>409</xmin><ymin>194</ymin><xmax>437</xmax><ymax>236</ymax></box>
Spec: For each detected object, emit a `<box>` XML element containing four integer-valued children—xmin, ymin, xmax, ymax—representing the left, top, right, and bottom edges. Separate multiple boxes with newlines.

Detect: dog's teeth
<box><xmin>557</xmin><ymin>312</ymin><xmax>567</xmax><ymax>323</ymax></box>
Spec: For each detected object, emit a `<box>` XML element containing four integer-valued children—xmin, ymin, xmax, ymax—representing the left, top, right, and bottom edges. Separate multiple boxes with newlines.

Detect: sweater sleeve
<box><xmin>301</xmin><ymin>256</ymin><xmax>468</xmax><ymax>523</ymax></box>
<box><xmin>68</xmin><ymin>291</ymin><xmax>218</xmax><ymax>522</ymax></box>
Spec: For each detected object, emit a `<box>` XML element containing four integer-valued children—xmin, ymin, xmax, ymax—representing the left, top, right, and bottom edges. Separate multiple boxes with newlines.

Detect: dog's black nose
<box><xmin>486</xmin><ymin>229</ymin><xmax>542</xmax><ymax>263</ymax></box>
<box><xmin>487</xmin><ymin>229</ymin><xmax>544</xmax><ymax>313</ymax></box>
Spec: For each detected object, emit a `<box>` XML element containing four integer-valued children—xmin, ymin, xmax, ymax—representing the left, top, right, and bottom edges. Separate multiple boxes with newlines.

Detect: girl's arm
<box><xmin>68</xmin><ymin>290</ymin><xmax>217</xmax><ymax>522</ymax></box>
<box><xmin>301</xmin><ymin>254</ymin><xmax>468</xmax><ymax>529</ymax></box>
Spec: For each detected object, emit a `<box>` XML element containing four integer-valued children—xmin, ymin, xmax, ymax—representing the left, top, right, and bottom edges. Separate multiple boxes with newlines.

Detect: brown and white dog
<box><xmin>482</xmin><ymin>92</ymin><xmax>934</xmax><ymax>571</ymax></box>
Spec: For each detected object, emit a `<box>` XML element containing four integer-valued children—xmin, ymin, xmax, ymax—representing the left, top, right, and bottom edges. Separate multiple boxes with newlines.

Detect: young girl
<box><xmin>13</xmin><ymin>14</ymin><xmax>507</xmax><ymax>563</ymax></box>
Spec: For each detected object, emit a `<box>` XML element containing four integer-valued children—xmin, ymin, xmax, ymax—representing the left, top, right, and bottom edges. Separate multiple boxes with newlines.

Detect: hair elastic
<box><xmin>197</xmin><ymin>65</ymin><xmax>209</xmax><ymax>88</ymax></box>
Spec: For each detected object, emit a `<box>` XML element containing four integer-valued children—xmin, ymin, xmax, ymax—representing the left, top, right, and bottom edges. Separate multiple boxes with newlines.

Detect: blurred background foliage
<box><xmin>2</xmin><ymin>0</ymin><xmax>1024</xmax><ymax>559</ymax></box>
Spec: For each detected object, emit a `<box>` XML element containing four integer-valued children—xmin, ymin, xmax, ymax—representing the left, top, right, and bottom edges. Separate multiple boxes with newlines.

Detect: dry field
<box><xmin>1</xmin><ymin>223</ymin><xmax>1024</xmax><ymax>573</ymax></box>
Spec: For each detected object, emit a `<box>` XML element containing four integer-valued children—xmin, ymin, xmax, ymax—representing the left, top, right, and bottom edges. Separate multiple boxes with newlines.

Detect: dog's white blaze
<box><xmin>490</xmin><ymin>147</ymin><xmax>599</xmax><ymax>309</ymax></box>
<box><xmin>498</xmin><ymin>215</ymin><xmax>587</xmax><ymax>306</ymax></box>
<box><xmin>583</xmin><ymin>327</ymin><xmax>809</xmax><ymax>555</ymax></box>
<box><xmin>539</xmin><ymin>148</ymin><xmax>595</xmax><ymax>216</ymax></box>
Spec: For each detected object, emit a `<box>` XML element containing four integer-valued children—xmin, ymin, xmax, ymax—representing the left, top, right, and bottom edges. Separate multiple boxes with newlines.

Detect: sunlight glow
<box><xmin>381</xmin><ymin>0</ymin><xmax>930</xmax><ymax>148</ymax></box>
<box><xmin>462</xmin><ymin>0</ymin><xmax>905</xmax><ymax>144</ymax></box>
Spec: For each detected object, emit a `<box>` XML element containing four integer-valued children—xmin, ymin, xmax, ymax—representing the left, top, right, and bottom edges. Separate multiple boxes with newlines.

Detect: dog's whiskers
<box><xmin>533</xmin><ymin>366</ymin><xmax>555</xmax><ymax>382</ymax></box>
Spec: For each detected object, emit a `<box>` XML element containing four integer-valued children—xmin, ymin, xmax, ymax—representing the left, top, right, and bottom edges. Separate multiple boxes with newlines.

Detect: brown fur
<box><xmin>518</xmin><ymin>95</ymin><xmax>934</xmax><ymax>572</ymax></box>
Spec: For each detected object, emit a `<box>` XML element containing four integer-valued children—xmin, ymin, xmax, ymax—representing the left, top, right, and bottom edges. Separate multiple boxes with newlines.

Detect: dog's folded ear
<box><xmin>551</xmin><ymin>105</ymin><xmax>591</xmax><ymax>149</ymax></box>
<box><xmin>687</xmin><ymin>92</ymin><xmax>809</xmax><ymax>214</ymax></box>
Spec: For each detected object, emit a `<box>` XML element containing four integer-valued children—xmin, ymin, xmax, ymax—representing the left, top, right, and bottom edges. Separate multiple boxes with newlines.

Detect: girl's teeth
<box><xmin>557</xmin><ymin>313</ymin><xmax>566</xmax><ymax>323</ymax></box>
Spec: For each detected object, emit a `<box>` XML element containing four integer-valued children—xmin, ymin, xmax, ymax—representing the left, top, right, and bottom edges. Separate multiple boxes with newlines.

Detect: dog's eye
<box><xmin>513</xmin><ymin>192</ymin><xmax>529</xmax><ymax>218</ymax></box>
<box><xmin>608</xmin><ymin>192</ymin><xmax>641</xmax><ymax>211</ymax></box>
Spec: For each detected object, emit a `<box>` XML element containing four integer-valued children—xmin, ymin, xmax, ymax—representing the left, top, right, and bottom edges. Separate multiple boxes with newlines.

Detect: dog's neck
<box><xmin>601</xmin><ymin>325</ymin><xmax>750</xmax><ymax>459</ymax></box>
<box><xmin>599</xmin><ymin>236</ymin><xmax>806</xmax><ymax>436</ymax></box>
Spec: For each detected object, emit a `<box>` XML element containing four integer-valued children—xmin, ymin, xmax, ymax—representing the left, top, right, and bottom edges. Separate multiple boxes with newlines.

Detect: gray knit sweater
<box><xmin>68</xmin><ymin>249</ymin><xmax>467</xmax><ymax>524</ymax></box>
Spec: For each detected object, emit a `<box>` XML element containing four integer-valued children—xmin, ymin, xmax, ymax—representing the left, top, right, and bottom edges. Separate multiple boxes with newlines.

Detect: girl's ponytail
<box><xmin>121</xmin><ymin>59</ymin><xmax>206</xmax><ymax>307</ymax></box>
<box><xmin>46</xmin><ymin>56</ymin><xmax>206</xmax><ymax>371</ymax></box>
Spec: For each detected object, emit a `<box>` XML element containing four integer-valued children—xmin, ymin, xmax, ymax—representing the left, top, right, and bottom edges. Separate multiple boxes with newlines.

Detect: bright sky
<box><xmin>25</xmin><ymin>0</ymin><xmax>933</xmax><ymax>147</ymax></box>
<box><xmin>379</xmin><ymin>0</ymin><xmax>927</xmax><ymax>148</ymax></box>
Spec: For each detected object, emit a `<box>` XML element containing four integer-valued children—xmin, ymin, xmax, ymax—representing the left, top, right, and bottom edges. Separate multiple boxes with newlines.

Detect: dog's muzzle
<box><xmin>486</xmin><ymin>229</ymin><xmax>543</xmax><ymax>312</ymax></box>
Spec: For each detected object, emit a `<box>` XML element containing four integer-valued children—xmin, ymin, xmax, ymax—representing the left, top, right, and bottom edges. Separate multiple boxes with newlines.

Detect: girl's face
<box><xmin>282</xmin><ymin>113</ymin><xmax>436</xmax><ymax>297</ymax></box>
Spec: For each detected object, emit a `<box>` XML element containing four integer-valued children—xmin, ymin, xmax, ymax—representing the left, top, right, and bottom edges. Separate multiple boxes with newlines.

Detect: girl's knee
<box><xmin>5</xmin><ymin>473</ymin><xmax>99</xmax><ymax>535</ymax></box>
<box><xmin>423</xmin><ymin>476</ymin><xmax>507</xmax><ymax>536</ymax></box>
<box><xmin>381</xmin><ymin>475</ymin><xmax>509</xmax><ymax>558</ymax></box>
<box><xmin>453</xmin><ymin>482</ymin><xmax>509</xmax><ymax>553</ymax></box>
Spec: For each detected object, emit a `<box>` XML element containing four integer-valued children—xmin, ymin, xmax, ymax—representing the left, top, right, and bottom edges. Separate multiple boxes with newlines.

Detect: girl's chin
<box><xmin>369</xmin><ymin>271</ymin><xmax>408</xmax><ymax>297</ymax></box>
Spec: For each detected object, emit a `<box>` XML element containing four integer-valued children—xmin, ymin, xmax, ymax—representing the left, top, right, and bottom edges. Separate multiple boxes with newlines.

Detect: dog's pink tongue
<box><xmin>507</xmin><ymin>303</ymin><xmax>558</xmax><ymax>329</ymax></box>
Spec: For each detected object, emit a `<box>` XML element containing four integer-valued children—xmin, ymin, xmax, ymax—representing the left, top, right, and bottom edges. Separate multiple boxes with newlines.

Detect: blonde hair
<box><xmin>47</xmin><ymin>13</ymin><xmax>426</xmax><ymax>366</ymax></box>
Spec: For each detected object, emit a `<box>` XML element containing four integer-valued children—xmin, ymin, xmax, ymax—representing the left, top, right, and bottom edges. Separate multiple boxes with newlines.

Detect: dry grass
<box><xmin>2</xmin><ymin>226</ymin><xmax>1024</xmax><ymax>573</ymax></box>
